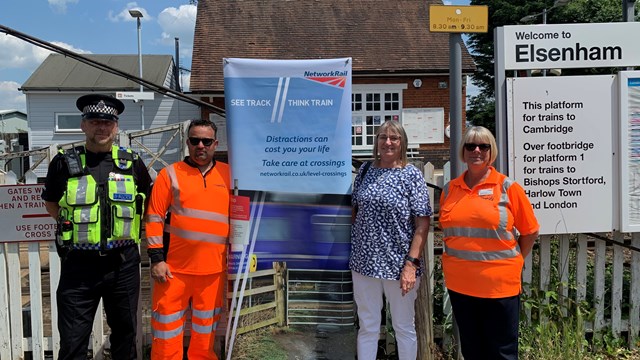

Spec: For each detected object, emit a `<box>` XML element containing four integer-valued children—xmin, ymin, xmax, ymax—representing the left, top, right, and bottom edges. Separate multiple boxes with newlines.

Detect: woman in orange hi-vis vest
<box><xmin>439</xmin><ymin>126</ymin><xmax>539</xmax><ymax>360</ymax></box>
<box><xmin>146</xmin><ymin>119</ymin><xmax>230</xmax><ymax>360</ymax></box>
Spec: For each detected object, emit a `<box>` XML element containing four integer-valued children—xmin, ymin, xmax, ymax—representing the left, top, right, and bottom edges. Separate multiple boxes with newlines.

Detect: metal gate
<box><xmin>286</xmin><ymin>269</ymin><xmax>355</xmax><ymax>326</ymax></box>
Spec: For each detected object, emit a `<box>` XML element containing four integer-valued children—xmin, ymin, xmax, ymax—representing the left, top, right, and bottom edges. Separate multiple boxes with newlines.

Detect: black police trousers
<box><xmin>56</xmin><ymin>246</ymin><xmax>141</xmax><ymax>360</ymax></box>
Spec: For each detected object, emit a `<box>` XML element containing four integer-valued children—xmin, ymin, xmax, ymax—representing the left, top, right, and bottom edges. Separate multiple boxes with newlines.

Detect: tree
<box><xmin>465</xmin><ymin>0</ymin><xmax>638</xmax><ymax>134</ymax></box>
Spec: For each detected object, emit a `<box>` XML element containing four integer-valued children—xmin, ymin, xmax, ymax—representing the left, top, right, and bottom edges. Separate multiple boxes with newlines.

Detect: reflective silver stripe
<box><xmin>79</xmin><ymin>208</ymin><xmax>93</xmax><ymax>222</ymax></box>
<box><xmin>443</xmin><ymin>227</ymin><xmax>514</xmax><ymax>241</ymax></box>
<box><xmin>152</xmin><ymin>325</ymin><xmax>183</xmax><ymax>340</ymax></box>
<box><xmin>120</xmin><ymin>206</ymin><xmax>133</xmax><ymax>218</ymax></box>
<box><xmin>146</xmin><ymin>214</ymin><xmax>164</xmax><ymax>223</ymax></box>
<box><xmin>192</xmin><ymin>308</ymin><xmax>214</xmax><ymax>320</ymax></box>
<box><xmin>166</xmin><ymin>165</ymin><xmax>181</xmax><ymax>210</ymax></box>
<box><xmin>498</xmin><ymin>178</ymin><xmax>512</xmax><ymax>234</ymax></box>
<box><xmin>152</xmin><ymin>309</ymin><xmax>187</xmax><ymax>323</ymax></box>
<box><xmin>191</xmin><ymin>322</ymin><xmax>213</xmax><ymax>334</ymax></box>
<box><xmin>147</xmin><ymin>235</ymin><xmax>163</xmax><ymax>246</ymax></box>
<box><xmin>444</xmin><ymin>243</ymin><xmax>520</xmax><ymax>261</ymax></box>
<box><xmin>170</xmin><ymin>205</ymin><xmax>229</xmax><ymax>224</ymax></box>
<box><xmin>115</xmin><ymin>180</ymin><xmax>127</xmax><ymax>194</ymax></box>
<box><xmin>192</xmin><ymin>307</ymin><xmax>222</xmax><ymax>320</ymax></box>
<box><xmin>165</xmin><ymin>224</ymin><xmax>227</xmax><ymax>245</ymax></box>
<box><xmin>191</xmin><ymin>323</ymin><xmax>215</xmax><ymax>334</ymax></box>
<box><xmin>120</xmin><ymin>206</ymin><xmax>133</xmax><ymax>237</ymax></box>
<box><xmin>166</xmin><ymin>164</ymin><xmax>228</xmax><ymax>224</ymax></box>
<box><xmin>75</xmin><ymin>176</ymin><xmax>89</xmax><ymax>203</ymax></box>
<box><xmin>76</xmin><ymin>226</ymin><xmax>90</xmax><ymax>243</ymax></box>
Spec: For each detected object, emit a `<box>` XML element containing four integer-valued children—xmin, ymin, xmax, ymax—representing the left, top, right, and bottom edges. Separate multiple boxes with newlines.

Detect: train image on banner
<box><xmin>230</xmin><ymin>191</ymin><xmax>352</xmax><ymax>271</ymax></box>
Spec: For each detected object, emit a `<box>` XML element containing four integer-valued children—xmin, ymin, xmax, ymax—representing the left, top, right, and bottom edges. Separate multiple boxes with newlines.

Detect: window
<box><xmin>351</xmin><ymin>85</ymin><xmax>405</xmax><ymax>150</ymax></box>
<box><xmin>55</xmin><ymin>113</ymin><xmax>83</xmax><ymax>133</ymax></box>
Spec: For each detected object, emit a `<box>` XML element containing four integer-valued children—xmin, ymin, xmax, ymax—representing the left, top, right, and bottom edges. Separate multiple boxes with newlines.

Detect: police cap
<box><xmin>76</xmin><ymin>94</ymin><xmax>125</xmax><ymax>122</ymax></box>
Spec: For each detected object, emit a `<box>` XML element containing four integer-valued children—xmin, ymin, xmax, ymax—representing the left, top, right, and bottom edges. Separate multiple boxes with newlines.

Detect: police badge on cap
<box><xmin>76</xmin><ymin>94</ymin><xmax>125</xmax><ymax>122</ymax></box>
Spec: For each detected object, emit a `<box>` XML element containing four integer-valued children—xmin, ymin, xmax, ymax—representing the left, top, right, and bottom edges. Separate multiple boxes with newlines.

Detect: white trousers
<box><xmin>352</xmin><ymin>270</ymin><xmax>420</xmax><ymax>360</ymax></box>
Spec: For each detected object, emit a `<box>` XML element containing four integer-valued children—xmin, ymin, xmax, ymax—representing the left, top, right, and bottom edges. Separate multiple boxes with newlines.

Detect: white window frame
<box><xmin>351</xmin><ymin>84</ymin><xmax>407</xmax><ymax>152</ymax></box>
<box><xmin>55</xmin><ymin>113</ymin><xmax>83</xmax><ymax>133</ymax></box>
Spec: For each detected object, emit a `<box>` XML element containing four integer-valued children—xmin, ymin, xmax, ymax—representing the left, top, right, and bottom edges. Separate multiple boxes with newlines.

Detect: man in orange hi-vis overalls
<box><xmin>146</xmin><ymin>119</ymin><xmax>230</xmax><ymax>360</ymax></box>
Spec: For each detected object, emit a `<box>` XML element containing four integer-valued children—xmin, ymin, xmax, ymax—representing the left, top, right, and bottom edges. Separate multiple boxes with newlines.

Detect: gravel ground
<box><xmin>272</xmin><ymin>325</ymin><xmax>356</xmax><ymax>360</ymax></box>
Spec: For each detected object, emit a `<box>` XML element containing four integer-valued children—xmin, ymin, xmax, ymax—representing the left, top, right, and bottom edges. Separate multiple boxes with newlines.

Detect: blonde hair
<box><xmin>373</xmin><ymin>121</ymin><xmax>409</xmax><ymax>167</ymax></box>
<box><xmin>458</xmin><ymin>126</ymin><xmax>498</xmax><ymax>165</ymax></box>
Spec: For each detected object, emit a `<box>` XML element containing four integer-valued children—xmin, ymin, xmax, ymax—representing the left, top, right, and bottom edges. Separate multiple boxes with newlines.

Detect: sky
<box><xmin>0</xmin><ymin>0</ymin><xmax>197</xmax><ymax>112</ymax></box>
<box><xmin>0</xmin><ymin>0</ymin><xmax>475</xmax><ymax>113</ymax></box>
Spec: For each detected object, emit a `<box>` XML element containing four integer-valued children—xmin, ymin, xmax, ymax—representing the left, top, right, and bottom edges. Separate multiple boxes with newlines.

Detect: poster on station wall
<box><xmin>508</xmin><ymin>75</ymin><xmax>615</xmax><ymax>235</ymax></box>
<box><xmin>620</xmin><ymin>71</ymin><xmax>640</xmax><ymax>232</ymax></box>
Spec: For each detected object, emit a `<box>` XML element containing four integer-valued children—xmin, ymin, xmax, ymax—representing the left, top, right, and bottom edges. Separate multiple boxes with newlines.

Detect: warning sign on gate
<box><xmin>0</xmin><ymin>184</ymin><xmax>56</xmax><ymax>242</ymax></box>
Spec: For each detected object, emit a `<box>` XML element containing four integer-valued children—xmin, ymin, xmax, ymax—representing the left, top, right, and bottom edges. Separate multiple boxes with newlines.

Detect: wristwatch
<box><xmin>405</xmin><ymin>255</ymin><xmax>421</xmax><ymax>269</ymax></box>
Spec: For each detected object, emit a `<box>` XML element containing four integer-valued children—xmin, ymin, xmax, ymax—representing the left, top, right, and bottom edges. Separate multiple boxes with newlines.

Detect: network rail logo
<box><xmin>303</xmin><ymin>70</ymin><xmax>348</xmax><ymax>88</ymax></box>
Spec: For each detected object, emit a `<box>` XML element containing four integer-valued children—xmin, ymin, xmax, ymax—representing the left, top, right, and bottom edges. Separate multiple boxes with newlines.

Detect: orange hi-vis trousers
<box><xmin>151</xmin><ymin>272</ymin><xmax>224</xmax><ymax>360</ymax></box>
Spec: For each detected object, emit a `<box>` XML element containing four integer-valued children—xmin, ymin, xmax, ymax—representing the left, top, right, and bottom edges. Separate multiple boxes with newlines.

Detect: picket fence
<box><xmin>1</xmin><ymin>162</ymin><xmax>640</xmax><ymax>359</ymax></box>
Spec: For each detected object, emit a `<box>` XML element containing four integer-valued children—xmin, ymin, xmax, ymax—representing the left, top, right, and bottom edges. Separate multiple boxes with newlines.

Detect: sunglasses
<box><xmin>188</xmin><ymin>137</ymin><xmax>215</xmax><ymax>146</ymax></box>
<box><xmin>464</xmin><ymin>143</ymin><xmax>491</xmax><ymax>152</ymax></box>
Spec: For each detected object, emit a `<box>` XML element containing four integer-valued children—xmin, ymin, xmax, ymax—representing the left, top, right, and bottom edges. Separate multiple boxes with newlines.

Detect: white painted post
<box><xmin>593</xmin><ymin>235</ymin><xmax>607</xmax><ymax>336</ymax></box>
<box><xmin>0</xmin><ymin>243</ymin><xmax>12</xmax><ymax>359</ymax></box>
<box><xmin>7</xmin><ymin>243</ymin><xmax>23</xmax><ymax>359</ymax></box>
<box><xmin>630</xmin><ymin>233</ymin><xmax>640</xmax><ymax>347</ymax></box>
<box><xmin>48</xmin><ymin>243</ymin><xmax>61</xmax><ymax>357</ymax></box>
<box><xmin>611</xmin><ymin>232</ymin><xmax>624</xmax><ymax>337</ymax></box>
<box><xmin>558</xmin><ymin>235</ymin><xmax>570</xmax><ymax>317</ymax></box>
<box><xmin>28</xmin><ymin>242</ymin><xmax>45</xmax><ymax>359</ymax></box>
<box><xmin>575</xmin><ymin>234</ymin><xmax>588</xmax><ymax>303</ymax></box>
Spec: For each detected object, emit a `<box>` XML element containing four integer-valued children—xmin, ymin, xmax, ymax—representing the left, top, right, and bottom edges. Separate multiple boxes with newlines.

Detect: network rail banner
<box><xmin>223</xmin><ymin>57</ymin><xmax>352</xmax><ymax>194</ymax></box>
<box><xmin>223</xmin><ymin>58</ymin><xmax>354</xmax><ymax>358</ymax></box>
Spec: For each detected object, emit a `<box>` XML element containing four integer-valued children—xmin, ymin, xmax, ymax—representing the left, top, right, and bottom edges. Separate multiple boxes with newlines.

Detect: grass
<box><xmin>231</xmin><ymin>326</ymin><xmax>289</xmax><ymax>360</ymax></box>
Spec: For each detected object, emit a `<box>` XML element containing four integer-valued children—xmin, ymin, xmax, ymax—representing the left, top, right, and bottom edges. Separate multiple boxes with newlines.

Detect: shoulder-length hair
<box><xmin>373</xmin><ymin>120</ymin><xmax>409</xmax><ymax>167</ymax></box>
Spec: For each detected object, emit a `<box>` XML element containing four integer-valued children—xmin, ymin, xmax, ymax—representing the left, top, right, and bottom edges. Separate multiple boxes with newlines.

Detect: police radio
<box><xmin>63</xmin><ymin>145</ymin><xmax>84</xmax><ymax>177</ymax></box>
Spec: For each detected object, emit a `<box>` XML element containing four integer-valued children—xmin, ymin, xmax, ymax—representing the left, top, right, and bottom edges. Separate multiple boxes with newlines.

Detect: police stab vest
<box><xmin>58</xmin><ymin>145</ymin><xmax>145</xmax><ymax>250</ymax></box>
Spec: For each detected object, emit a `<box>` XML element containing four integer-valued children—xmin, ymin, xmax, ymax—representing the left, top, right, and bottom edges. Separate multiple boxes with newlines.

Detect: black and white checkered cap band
<box><xmin>82</xmin><ymin>100</ymin><xmax>119</xmax><ymax>116</ymax></box>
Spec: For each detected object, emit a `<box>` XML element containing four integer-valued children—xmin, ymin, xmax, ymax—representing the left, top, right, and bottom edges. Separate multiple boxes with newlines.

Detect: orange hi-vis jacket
<box><xmin>439</xmin><ymin>167</ymin><xmax>539</xmax><ymax>298</ymax></box>
<box><xmin>146</xmin><ymin>159</ymin><xmax>231</xmax><ymax>275</ymax></box>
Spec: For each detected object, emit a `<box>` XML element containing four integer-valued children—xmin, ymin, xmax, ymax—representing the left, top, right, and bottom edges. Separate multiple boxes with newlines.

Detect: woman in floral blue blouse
<box><xmin>350</xmin><ymin>120</ymin><xmax>432</xmax><ymax>360</ymax></box>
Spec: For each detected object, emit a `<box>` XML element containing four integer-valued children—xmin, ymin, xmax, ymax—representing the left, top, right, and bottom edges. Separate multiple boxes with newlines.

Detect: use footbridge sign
<box><xmin>0</xmin><ymin>184</ymin><xmax>56</xmax><ymax>242</ymax></box>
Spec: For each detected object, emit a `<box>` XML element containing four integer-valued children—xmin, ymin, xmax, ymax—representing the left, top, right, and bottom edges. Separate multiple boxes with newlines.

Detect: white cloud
<box><xmin>108</xmin><ymin>2</ymin><xmax>152</xmax><ymax>22</ymax></box>
<box><xmin>0</xmin><ymin>34</ymin><xmax>92</xmax><ymax>74</ymax></box>
<box><xmin>48</xmin><ymin>0</ymin><xmax>78</xmax><ymax>14</ymax></box>
<box><xmin>157</xmin><ymin>5</ymin><xmax>196</xmax><ymax>57</ymax></box>
<box><xmin>0</xmin><ymin>81</ymin><xmax>26</xmax><ymax>112</ymax></box>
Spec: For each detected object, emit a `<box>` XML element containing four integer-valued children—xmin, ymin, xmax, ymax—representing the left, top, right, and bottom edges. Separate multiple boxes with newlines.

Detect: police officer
<box><xmin>42</xmin><ymin>94</ymin><xmax>152</xmax><ymax>360</ymax></box>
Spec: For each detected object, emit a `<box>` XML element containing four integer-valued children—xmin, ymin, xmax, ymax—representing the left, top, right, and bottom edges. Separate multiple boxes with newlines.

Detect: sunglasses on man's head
<box><xmin>188</xmin><ymin>137</ymin><xmax>215</xmax><ymax>146</ymax></box>
<box><xmin>464</xmin><ymin>143</ymin><xmax>491</xmax><ymax>152</ymax></box>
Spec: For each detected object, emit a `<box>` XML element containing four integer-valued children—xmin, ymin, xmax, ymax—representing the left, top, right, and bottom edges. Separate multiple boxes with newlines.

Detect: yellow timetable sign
<box><xmin>429</xmin><ymin>5</ymin><xmax>488</xmax><ymax>33</ymax></box>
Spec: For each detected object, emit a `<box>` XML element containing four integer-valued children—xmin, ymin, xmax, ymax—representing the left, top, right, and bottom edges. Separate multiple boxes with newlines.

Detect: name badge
<box><xmin>478</xmin><ymin>189</ymin><xmax>493</xmax><ymax>196</ymax></box>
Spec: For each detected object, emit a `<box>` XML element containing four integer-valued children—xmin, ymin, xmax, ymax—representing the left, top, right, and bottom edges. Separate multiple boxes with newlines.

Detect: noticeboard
<box><xmin>402</xmin><ymin>108</ymin><xmax>445</xmax><ymax>145</ymax></box>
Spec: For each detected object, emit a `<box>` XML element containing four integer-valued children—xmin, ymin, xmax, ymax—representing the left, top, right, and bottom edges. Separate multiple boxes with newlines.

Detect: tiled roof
<box><xmin>191</xmin><ymin>0</ymin><xmax>476</xmax><ymax>92</ymax></box>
